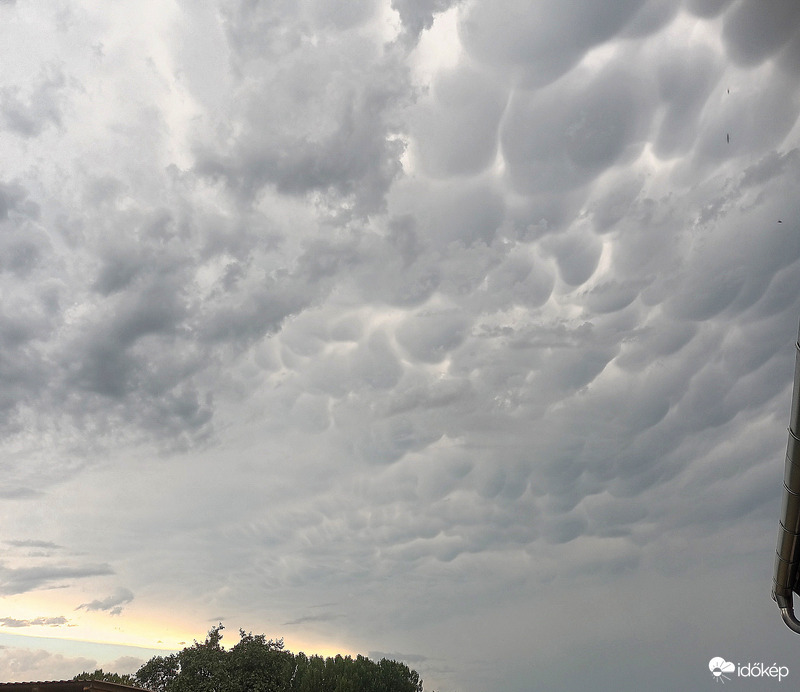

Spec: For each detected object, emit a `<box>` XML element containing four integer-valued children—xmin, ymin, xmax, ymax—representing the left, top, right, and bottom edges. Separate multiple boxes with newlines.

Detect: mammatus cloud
<box><xmin>0</xmin><ymin>1</ymin><xmax>799</xmax><ymax>691</ymax></box>
<box><xmin>76</xmin><ymin>588</ymin><xmax>134</xmax><ymax>616</ymax></box>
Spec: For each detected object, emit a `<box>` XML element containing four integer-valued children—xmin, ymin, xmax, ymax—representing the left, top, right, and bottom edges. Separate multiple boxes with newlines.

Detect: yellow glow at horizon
<box><xmin>7</xmin><ymin>589</ymin><xmax>359</xmax><ymax>662</ymax></box>
<box><xmin>4</xmin><ymin>593</ymin><xmax>191</xmax><ymax>651</ymax></box>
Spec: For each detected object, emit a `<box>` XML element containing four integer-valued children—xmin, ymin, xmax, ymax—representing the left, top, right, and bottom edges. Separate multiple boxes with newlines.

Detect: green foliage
<box><xmin>133</xmin><ymin>625</ymin><xmax>427</xmax><ymax>692</ymax></box>
<box><xmin>228</xmin><ymin>629</ymin><xmax>293</xmax><ymax>692</ymax></box>
<box><xmin>133</xmin><ymin>652</ymin><xmax>180</xmax><ymax>692</ymax></box>
<box><xmin>74</xmin><ymin>668</ymin><xmax>137</xmax><ymax>685</ymax></box>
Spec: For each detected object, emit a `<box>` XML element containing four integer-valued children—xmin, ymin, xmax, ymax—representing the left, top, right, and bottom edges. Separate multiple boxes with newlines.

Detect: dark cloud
<box><xmin>543</xmin><ymin>229</ymin><xmax>602</xmax><ymax>286</ymax></box>
<box><xmin>195</xmin><ymin>272</ymin><xmax>317</xmax><ymax>346</ymax></box>
<box><xmin>193</xmin><ymin>1</ymin><xmax>412</xmax><ymax>216</ymax></box>
<box><xmin>458</xmin><ymin>0</ymin><xmax>647</xmax><ymax>87</ymax></box>
<box><xmin>307</xmin><ymin>0</ymin><xmax>380</xmax><ymax>30</ymax></box>
<box><xmin>582</xmin><ymin>280</ymin><xmax>641</xmax><ymax>315</ymax></box>
<box><xmin>351</xmin><ymin>331</ymin><xmax>404</xmax><ymax>389</ymax></box>
<box><xmin>391</xmin><ymin>0</ymin><xmax>460</xmax><ymax>42</ymax></box>
<box><xmin>0</xmin><ymin>65</ymin><xmax>65</xmax><ymax>138</ymax></box>
<box><xmin>0</xmin><ymin>563</ymin><xmax>114</xmax><ymax>595</ymax></box>
<box><xmin>0</xmin><ymin>181</ymin><xmax>39</xmax><ymax>222</ymax></box>
<box><xmin>409</xmin><ymin>64</ymin><xmax>506</xmax><ymax>177</ymax></box>
<box><xmin>0</xmin><ymin>488</ymin><xmax>43</xmax><ymax>500</ymax></box>
<box><xmin>7</xmin><ymin>540</ymin><xmax>61</xmax><ymax>549</ymax></box>
<box><xmin>684</xmin><ymin>0</ymin><xmax>732</xmax><ymax>18</ymax></box>
<box><xmin>76</xmin><ymin>587</ymin><xmax>134</xmax><ymax>615</ymax></box>
<box><xmin>500</xmin><ymin>66</ymin><xmax>650</xmax><ymax>194</ymax></box>
<box><xmin>282</xmin><ymin>612</ymin><xmax>341</xmax><ymax>626</ymax></box>
<box><xmin>368</xmin><ymin>650</ymin><xmax>429</xmax><ymax>665</ymax></box>
<box><xmin>653</xmin><ymin>44</ymin><xmax>722</xmax><ymax>158</ymax></box>
<box><xmin>395</xmin><ymin>309</ymin><xmax>470</xmax><ymax>364</ymax></box>
<box><xmin>621</xmin><ymin>0</ymin><xmax>677</xmax><ymax>38</ymax></box>
<box><xmin>67</xmin><ymin>282</ymin><xmax>188</xmax><ymax>398</ymax></box>
<box><xmin>480</xmin><ymin>248</ymin><xmax>554</xmax><ymax>311</ymax></box>
<box><xmin>392</xmin><ymin>180</ymin><xmax>505</xmax><ymax>249</ymax></box>
<box><xmin>721</xmin><ymin>0</ymin><xmax>800</xmax><ymax>67</ymax></box>
<box><xmin>0</xmin><ymin>616</ymin><xmax>69</xmax><ymax>628</ymax></box>
<box><xmin>740</xmin><ymin>148</ymin><xmax>800</xmax><ymax>188</ymax></box>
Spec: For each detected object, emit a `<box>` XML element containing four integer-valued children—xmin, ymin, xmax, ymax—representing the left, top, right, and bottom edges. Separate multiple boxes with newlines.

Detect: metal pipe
<box><xmin>773</xmin><ymin>322</ymin><xmax>800</xmax><ymax>632</ymax></box>
<box><xmin>781</xmin><ymin>606</ymin><xmax>800</xmax><ymax>634</ymax></box>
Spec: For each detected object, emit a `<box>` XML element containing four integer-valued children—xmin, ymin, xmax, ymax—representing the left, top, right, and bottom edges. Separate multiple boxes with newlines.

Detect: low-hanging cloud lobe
<box><xmin>1</xmin><ymin>1</ymin><xmax>800</xmax><ymax>690</ymax></box>
<box><xmin>76</xmin><ymin>588</ymin><xmax>134</xmax><ymax>616</ymax></box>
<box><xmin>0</xmin><ymin>563</ymin><xmax>114</xmax><ymax>596</ymax></box>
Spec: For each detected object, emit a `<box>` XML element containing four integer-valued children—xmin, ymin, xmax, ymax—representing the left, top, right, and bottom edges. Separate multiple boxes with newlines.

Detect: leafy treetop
<box><xmin>124</xmin><ymin>625</ymin><xmax>430</xmax><ymax>692</ymax></box>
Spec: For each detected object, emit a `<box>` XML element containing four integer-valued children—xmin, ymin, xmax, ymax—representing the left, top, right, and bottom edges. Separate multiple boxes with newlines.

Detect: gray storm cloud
<box><xmin>0</xmin><ymin>616</ymin><xmax>69</xmax><ymax>628</ymax></box>
<box><xmin>0</xmin><ymin>564</ymin><xmax>114</xmax><ymax>596</ymax></box>
<box><xmin>76</xmin><ymin>587</ymin><xmax>134</xmax><ymax>615</ymax></box>
<box><xmin>1</xmin><ymin>1</ymin><xmax>800</xmax><ymax>690</ymax></box>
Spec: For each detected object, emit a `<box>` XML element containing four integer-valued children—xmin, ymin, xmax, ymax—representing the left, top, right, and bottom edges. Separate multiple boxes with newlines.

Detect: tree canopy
<box><xmin>74</xmin><ymin>669</ymin><xmax>137</xmax><ymax>685</ymax></box>
<box><xmin>126</xmin><ymin>625</ymin><xmax>428</xmax><ymax>692</ymax></box>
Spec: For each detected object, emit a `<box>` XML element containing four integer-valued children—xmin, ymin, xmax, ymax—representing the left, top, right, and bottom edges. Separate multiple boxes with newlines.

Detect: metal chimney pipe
<box><xmin>773</xmin><ymin>321</ymin><xmax>800</xmax><ymax>633</ymax></box>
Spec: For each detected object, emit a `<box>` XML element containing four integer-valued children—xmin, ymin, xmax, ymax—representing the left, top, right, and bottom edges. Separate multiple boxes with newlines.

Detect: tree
<box><xmin>376</xmin><ymin>658</ymin><xmax>423</xmax><ymax>692</ymax></box>
<box><xmin>227</xmin><ymin>629</ymin><xmax>293</xmax><ymax>692</ymax></box>
<box><xmin>135</xmin><ymin>625</ymin><xmax>430</xmax><ymax>692</ymax></box>
<box><xmin>74</xmin><ymin>669</ymin><xmax>137</xmax><ymax>685</ymax></box>
<box><xmin>134</xmin><ymin>652</ymin><xmax>180</xmax><ymax>692</ymax></box>
<box><xmin>136</xmin><ymin>624</ymin><xmax>228</xmax><ymax>692</ymax></box>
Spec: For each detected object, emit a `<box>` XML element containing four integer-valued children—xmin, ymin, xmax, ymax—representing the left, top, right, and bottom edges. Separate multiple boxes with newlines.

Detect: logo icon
<box><xmin>709</xmin><ymin>657</ymin><xmax>735</xmax><ymax>683</ymax></box>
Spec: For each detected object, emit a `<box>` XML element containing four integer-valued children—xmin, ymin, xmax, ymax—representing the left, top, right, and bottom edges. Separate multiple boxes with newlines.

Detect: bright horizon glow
<box><xmin>0</xmin><ymin>618</ymin><xmax>364</xmax><ymax>679</ymax></box>
<box><xmin>2</xmin><ymin>594</ymin><xmax>360</xmax><ymax>652</ymax></box>
<box><xmin>2</xmin><ymin>590</ymin><xmax>361</xmax><ymax>664</ymax></box>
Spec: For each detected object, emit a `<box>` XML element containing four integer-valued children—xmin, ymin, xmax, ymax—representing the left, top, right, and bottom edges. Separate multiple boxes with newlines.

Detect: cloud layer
<box><xmin>1</xmin><ymin>1</ymin><xmax>800</xmax><ymax>690</ymax></box>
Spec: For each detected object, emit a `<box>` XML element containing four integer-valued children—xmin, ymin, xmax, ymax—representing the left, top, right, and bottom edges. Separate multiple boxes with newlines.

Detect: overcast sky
<box><xmin>1</xmin><ymin>1</ymin><xmax>800</xmax><ymax>690</ymax></box>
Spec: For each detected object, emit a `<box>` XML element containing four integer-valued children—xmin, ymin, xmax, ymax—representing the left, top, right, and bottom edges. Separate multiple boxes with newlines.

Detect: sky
<box><xmin>2</xmin><ymin>0</ymin><xmax>800</xmax><ymax>690</ymax></box>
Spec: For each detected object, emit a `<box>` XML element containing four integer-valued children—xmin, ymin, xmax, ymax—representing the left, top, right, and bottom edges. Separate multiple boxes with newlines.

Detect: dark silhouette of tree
<box><xmin>134</xmin><ymin>651</ymin><xmax>181</xmax><ymax>692</ymax></box>
<box><xmin>74</xmin><ymin>669</ymin><xmax>137</xmax><ymax>685</ymax></box>
<box><xmin>134</xmin><ymin>625</ymin><xmax>427</xmax><ymax>692</ymax></box>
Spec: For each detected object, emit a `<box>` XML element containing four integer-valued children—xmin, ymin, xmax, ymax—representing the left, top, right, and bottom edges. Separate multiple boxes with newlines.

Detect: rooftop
<box><xmin>0</xmin><ymin>682</ymin><xmax>150</xmax><ymax>692</ymax></box>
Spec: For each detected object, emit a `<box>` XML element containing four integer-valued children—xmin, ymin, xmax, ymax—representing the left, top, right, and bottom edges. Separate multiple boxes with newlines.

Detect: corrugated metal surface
<box><xmin>773</xmin><ymin>321</ymin><xmax>800</xmax><ymax>632</ymax></box>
